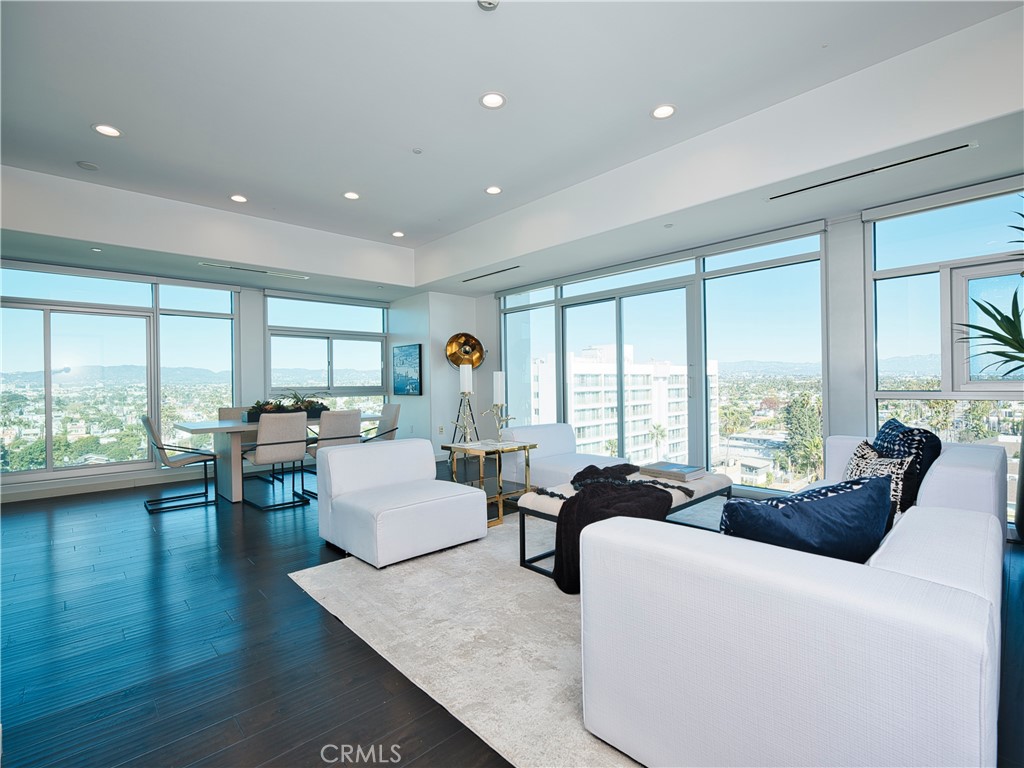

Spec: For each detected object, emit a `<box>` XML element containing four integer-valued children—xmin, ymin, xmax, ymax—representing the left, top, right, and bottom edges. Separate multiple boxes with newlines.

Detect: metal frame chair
<box><xmin>362</xmin><ymin>403</ymin><xmax>400</xmax><ymax>442</ymax></box>
<box><xmin>241</xmin><ymin>412</ymin><xmax>311</xmax><ymax>511</ymax></box>
<box><xmin>141</xmin><ymin>415</ymin><xmax>217</xmax><ymax>513</ymax></box>
<box><xmin>302</xmin><ymin>409</ymin><xmax>363</xmax><ymax>498</ymax></box>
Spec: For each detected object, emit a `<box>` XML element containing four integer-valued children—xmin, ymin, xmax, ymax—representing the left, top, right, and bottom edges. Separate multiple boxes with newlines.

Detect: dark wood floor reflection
<box><xmin>3</xmin><ymin>468</ymin><xmax>1022</xmax><ymax>767</ymax></box>
<box><xmin>1</xmin><ymin>469</ymin><xmax>511</xmax><ymax>768</ymax></box>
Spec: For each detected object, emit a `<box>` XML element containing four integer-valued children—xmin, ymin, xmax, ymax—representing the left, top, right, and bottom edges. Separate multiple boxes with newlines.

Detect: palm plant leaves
<box><xmin>1012</xmin><ymin>210</ymin><xmax>1023</xmax><ymax>244</ymax></box>
<box><xmin>957</xmin><ymin>288</ymin><xmax>1024</xmax><ymax>376</ymax></box>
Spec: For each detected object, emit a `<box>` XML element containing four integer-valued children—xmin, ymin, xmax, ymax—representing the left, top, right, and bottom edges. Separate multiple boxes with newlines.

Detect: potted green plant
<box><xmin>283</xmin><ymin>390</ymin><xmax>330</xmax><ymax>418</ymax></box>
<box><xmin>243</xmin><ymin>398</ymin><xmax>290</xmax><ymax>422</ymax></box>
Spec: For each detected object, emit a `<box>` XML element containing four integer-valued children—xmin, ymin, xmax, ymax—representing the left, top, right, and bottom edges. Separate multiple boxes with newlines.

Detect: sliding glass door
<box><xmin>50</xmin><ymin>311</ymin><xmax>150</xmax><ymax>467</ymax></box>
<box><xmin>563</xmin><ymin>300</ymin><xmax>618</xmax><ymax>457</ymax></box>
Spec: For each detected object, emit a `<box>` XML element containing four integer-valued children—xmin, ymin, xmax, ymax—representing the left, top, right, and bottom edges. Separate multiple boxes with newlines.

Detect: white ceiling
<box><xmin>2</xmin><ymin>1</ymin><xmax>1023</xmax><ymax>301</ymax></box>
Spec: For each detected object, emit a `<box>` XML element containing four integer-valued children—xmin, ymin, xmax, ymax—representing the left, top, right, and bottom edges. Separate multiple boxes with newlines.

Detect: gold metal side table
<box><xmin>441</xmin><ymin>439</ymin><xmax>537</xmax><ymax>527</ymax></box>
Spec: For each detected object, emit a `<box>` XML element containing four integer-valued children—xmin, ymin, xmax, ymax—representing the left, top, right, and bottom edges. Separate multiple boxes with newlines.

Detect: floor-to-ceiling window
<box><xmin>622</xmin><ymin>289</ymin><xmax>688</xmax><ymax>465</ymax></box>
<box><xmin>0</xmin><ymin>265</ymin><xmax>237</xmax><ymax>477</ymax></box>
<box><xmin>158</xmin><ymin>283</ymin><xmax>235</xmax><ymax>450</ymax></box>
<box><xmin>499</xmin><ymin>226</ymin><xmax>822</xmax><ymax>485</ymax></box>
<box><xmin>502</xmin><ymin>298</ymin><xmax>556</xmax><ymax>427</ymax></box>
<box><xmin>866</xmin><ymin>181</ymin><xmax>1023</xmax><ymax>520</ymax></box>
<box><xmin>563</xmin><ymin>300</ymin><xmax>618</xmax><ymax>457</ymax></box>
<box><xmin>704</xmin><ymin>240</ymin><xmax>822</xmax><ymax>491</ymax></box>
<box><xmin>1</xmin><ymin>307</ymin><xmax>45</xmax><ymax>471</ymax></box>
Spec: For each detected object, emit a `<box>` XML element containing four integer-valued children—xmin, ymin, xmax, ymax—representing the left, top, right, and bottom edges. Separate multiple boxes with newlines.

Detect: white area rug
<box><xmin>289</xmin><ymin>513</ymin><xmax>640</xmax><ymax>768</ymax></box>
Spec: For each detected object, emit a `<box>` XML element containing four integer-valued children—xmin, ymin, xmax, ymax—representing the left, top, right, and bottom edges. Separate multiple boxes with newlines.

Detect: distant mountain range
<box><xmin>876</xmin><ymin>354</ymin><xmax>942</xmax><ymax>374</ymax></box>
<box><xmin>717</xmin><ymin>360</ymin><xmax>821</xmax><ymax>376</ymax></box>
<box><xmin>717</xmin><ymin>354</ymin><xmax>943</xmax><ymax>378</ymax></box>
<box><xmin>0</xmin><ymin>365</ymin><xmax>375</xmax><ymax>386</ymax></box>
<box><xmin>0</xmin><ymin>354</ymin><xmax>951</xmax><ymax>385</ymax></box>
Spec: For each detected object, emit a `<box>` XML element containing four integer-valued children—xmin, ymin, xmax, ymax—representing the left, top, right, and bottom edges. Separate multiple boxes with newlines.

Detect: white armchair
<box><xmin>316</xmin><ymin>438</ymin><xmax>487</xmax><ymax>568</ymax></box>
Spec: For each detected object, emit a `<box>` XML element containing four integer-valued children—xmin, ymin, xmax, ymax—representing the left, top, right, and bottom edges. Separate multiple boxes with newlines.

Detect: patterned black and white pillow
<box><xmin>844</xmin><ymin>440</ymin><xmax>913</xmax><ymax>526</ymax></box>
<box><xmin>872</xmin><ymin>418</ymin><xmax>942</xmax><ymax>513</ymax></box>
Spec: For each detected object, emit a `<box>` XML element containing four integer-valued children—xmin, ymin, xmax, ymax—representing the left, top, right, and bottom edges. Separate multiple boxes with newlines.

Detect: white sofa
<box><xmin>500</xmin><ymin>422</ymin><xmax>623</xmax><ymax>489</ymax></box>
<box><xmin>316</xmin><ymin>438</ymin><xmax>487</xmax><ymax>568</ymax></box>
<box><xmin>813</xmin><ymin>434</ymin><xmax>1008</xmax><ymax>538</ymax></box>
<box><xmin>579</xmin><ymin>437</ymin><xmax>1007</xmax><ymax>767</ymax></box>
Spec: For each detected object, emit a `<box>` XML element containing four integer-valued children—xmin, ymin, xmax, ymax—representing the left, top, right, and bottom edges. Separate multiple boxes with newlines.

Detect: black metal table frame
<box><xmin>519</xmin><ymin>483</ymin><xmax>733</xmax><ymax>579</ymax></box>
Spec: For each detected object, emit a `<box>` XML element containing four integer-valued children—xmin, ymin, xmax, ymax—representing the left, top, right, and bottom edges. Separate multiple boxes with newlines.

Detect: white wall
<box><xmin>388</xmin><ymin>292</ymin><xmax>432</xmax><ymax>442</ymax></box>
<box><xmin>424</xmin><ymin>293</ymin><xmax>478</xmax><ymax>457</ymax></box>
<box><xmin>388</xmin><ymin>291</ymin><xmax>496</xmax><ymax>458</ymax></box>
<box><xmin>237</xmin><ymin>288</ymin><xmax>267</xmax><ymax>407</ymax></box>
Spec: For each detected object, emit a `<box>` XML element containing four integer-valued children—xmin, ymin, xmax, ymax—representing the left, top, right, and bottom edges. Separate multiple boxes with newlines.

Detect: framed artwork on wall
<box><xmin>392</xmin><ymin>343</ymin><xmax>422</xmax><ymax>396</ymax></box>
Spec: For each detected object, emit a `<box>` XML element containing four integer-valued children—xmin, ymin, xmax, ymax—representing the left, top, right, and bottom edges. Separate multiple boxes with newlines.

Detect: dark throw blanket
<box><xmin>551</xmin><ymin>464</ymin><xmax>674</xmax><ymax>594</ymax></box>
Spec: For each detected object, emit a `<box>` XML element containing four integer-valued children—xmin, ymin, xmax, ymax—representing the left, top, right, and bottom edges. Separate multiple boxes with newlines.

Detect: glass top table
<box><xmin>441</xmin><ymin>440</ymin><xmax>537</xmax><ymax>527</ymax></box>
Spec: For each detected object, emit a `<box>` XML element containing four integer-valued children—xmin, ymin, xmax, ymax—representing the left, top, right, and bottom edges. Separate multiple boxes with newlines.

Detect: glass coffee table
<box><xmin>442</xmin><ymin>439</ymin><xmax>537</xmax><ymax>527</ymax></box>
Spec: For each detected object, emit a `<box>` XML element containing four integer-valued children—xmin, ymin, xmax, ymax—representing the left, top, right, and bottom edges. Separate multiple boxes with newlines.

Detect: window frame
<box><xmin>864</xmin><ymin>177</ymin><xmax>1024</xmax><ymax>408</ymax></box>
<box><xmin>498</xmin><ymin>222</ymin><xmax>827</xmax><ymax>489</ymax></box>
<box><xmin>264</xmin><ymin>294</ymin><xmax>387</xmax><ymax>401</ymax></box>
<box><xmin>0</xmin><ymin>263</ymin><xmax>240</xmax><ymax>482</ymax></box>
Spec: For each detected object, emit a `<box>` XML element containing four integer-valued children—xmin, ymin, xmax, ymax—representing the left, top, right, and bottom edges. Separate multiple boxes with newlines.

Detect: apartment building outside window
<box><xmin>499</xmin><ymin>223</ymin><xmax>824</xmax><ymax>490</ymax></box>
<box><xmin>866</xmin><ymin>180</ymin><xmax>1023</xmax><ymax>518</ymax></box>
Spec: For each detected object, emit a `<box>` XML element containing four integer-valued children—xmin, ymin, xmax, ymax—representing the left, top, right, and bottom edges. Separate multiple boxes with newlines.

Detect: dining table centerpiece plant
<box><xmin>244</xmin><ymin>393</ymin><xmax>331</xmax><ymax>422</ymax></box>
<box><xmin>243</xmin><ymin>398</ymin><xmax>291</xmax><ymax>422</ymax></box>
<box><xmin>283</xmin><ymin>390</ymin><xmax>330</xmax><ymax>418</ymax></box>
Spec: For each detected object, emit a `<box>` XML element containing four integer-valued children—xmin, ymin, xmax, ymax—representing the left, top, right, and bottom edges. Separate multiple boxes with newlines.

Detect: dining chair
<box><xmin>141</xmin><ymin>415</ymin><xmax>217</xmax><ymax>513</ymax></box>
<box><xmin>307</xmin><ymin>409</ymin><xmax>362</xmax><ymax>459</ymax></box>
<box><xmin>363</xmin><ymin>403</ymin><xmax>400</xmax><ymax>442</ymax></box>
<box><xmin>302</xmin><ymin>409</ymin><xmax>362</xmax><ymax>498</ymax></box>
<box><xmin>241</xmin><ymin>412</ymin><xmax>310</xmax><ymax>511</ymax></box>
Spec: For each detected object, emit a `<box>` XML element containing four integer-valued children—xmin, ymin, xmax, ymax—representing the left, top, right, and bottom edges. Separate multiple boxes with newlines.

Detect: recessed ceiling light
<box><xmin>230</xmin><ymin>194</ymin><xmax>247</xmax><ymax>203</ymax></box>
<box><xmin>76</xmin><ymin>161</ymin><xmax>99</xmax><ymax>171</ymax></box>
<box><xmin>90</xmin><ymin>247</ymin><xmax>102</xmax><ymax>252</ymax></box>
<box><xmin>485</xmin><ymin>186</ymin><xmax>502</xmax><ymax>195</ymax></box>
<box><xmin>392</xmin><ymin>231</ymin><xmax>405</xmax><ymax>238</ymax></box>
<box><xmin>343</xmin><ymin>192</ymin><xmax>360</xmax><ymax>200</ymax></box>
<box><xmin>480</xmin><ymin>92</ymin><xmax>506</xmax><ymax>109</ymax></box>
<box><xmin>650</xmin><ymin>104</ymin><xmax>676</xmax><ymax>119</ymax></box>
<box><xmin>92</xmin><ymin>123</ymin><xmax>122</xmax><ymax>137</ymax></box>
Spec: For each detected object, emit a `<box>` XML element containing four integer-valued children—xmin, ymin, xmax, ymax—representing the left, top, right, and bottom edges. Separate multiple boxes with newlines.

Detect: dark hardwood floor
<box><xmin>1</xmin><ymin>467</ymin><xmax>512</xmax><ymax>768</ymax></box>
<box><xmin>2</xmin><ymin>465</ymin><xmax>1022</xmax><ymax>767</ymax></box>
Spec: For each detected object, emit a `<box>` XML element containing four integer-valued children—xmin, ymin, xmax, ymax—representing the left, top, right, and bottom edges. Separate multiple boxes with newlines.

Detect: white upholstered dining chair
<box><xmin>363</xmin><ymin>403</ymin><xmax>400</xmax><ymax>441</ymax></box>
<box><xmin>241</xmin><ymin>412</ymin><xmax>310</xmax><ymax>510</ymax></box>
<box><xmin>308</xmin><ymin>409</ymin><xmax>362</xmax><ymax>458</ymax></box>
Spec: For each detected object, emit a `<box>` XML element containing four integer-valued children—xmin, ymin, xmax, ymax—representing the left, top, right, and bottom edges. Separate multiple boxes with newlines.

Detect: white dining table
<box><xmin>174</xmin><ymin>414</ymin><xmax>380</xmax><ymax>503</ymax></box>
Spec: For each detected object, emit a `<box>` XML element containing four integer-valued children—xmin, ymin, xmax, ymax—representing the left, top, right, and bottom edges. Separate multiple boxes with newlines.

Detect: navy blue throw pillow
<box><xmin>872</xmin><ymin>418</ymin><xmax>941</xmax><ymax>513</ymax></box>
<box><xmin>720</xmin><ymin>476</ymin><xmax>892</xmax><ymax>563</ymax></box>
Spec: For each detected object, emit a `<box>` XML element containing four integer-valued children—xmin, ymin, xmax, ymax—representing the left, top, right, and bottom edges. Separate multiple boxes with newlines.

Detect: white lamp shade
<box><xmin>460</xmin><ymin>363</ymin><xmax>473</xmax><ymax>393</ymax></box>
<box><xmin>493</xmin><ymin>371</ymin><xmax>505</xmax><ymax>404</ymax></box>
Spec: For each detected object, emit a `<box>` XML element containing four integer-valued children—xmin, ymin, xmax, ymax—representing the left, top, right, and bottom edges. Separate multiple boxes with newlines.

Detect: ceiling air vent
<box><xmin>198</xmin><ymin>262</ymin><xmax>309</xmax><ymax>280</ymax></box>
<box><xmin>769</xmin><ymin>142</ymin><xmax>978</xmax><ymax>201</ymax></box>
<box><xmin>462</xmin><ymin>265</ymin><xmax>519</xmax><ymax>283</ymax></box>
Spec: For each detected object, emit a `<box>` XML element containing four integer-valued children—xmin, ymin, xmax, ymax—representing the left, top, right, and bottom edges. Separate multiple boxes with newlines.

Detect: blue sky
<box><xmin>2</xmin><ymin>191</ymin><xmax>1020</xmax><ymax>374</ymax></box>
